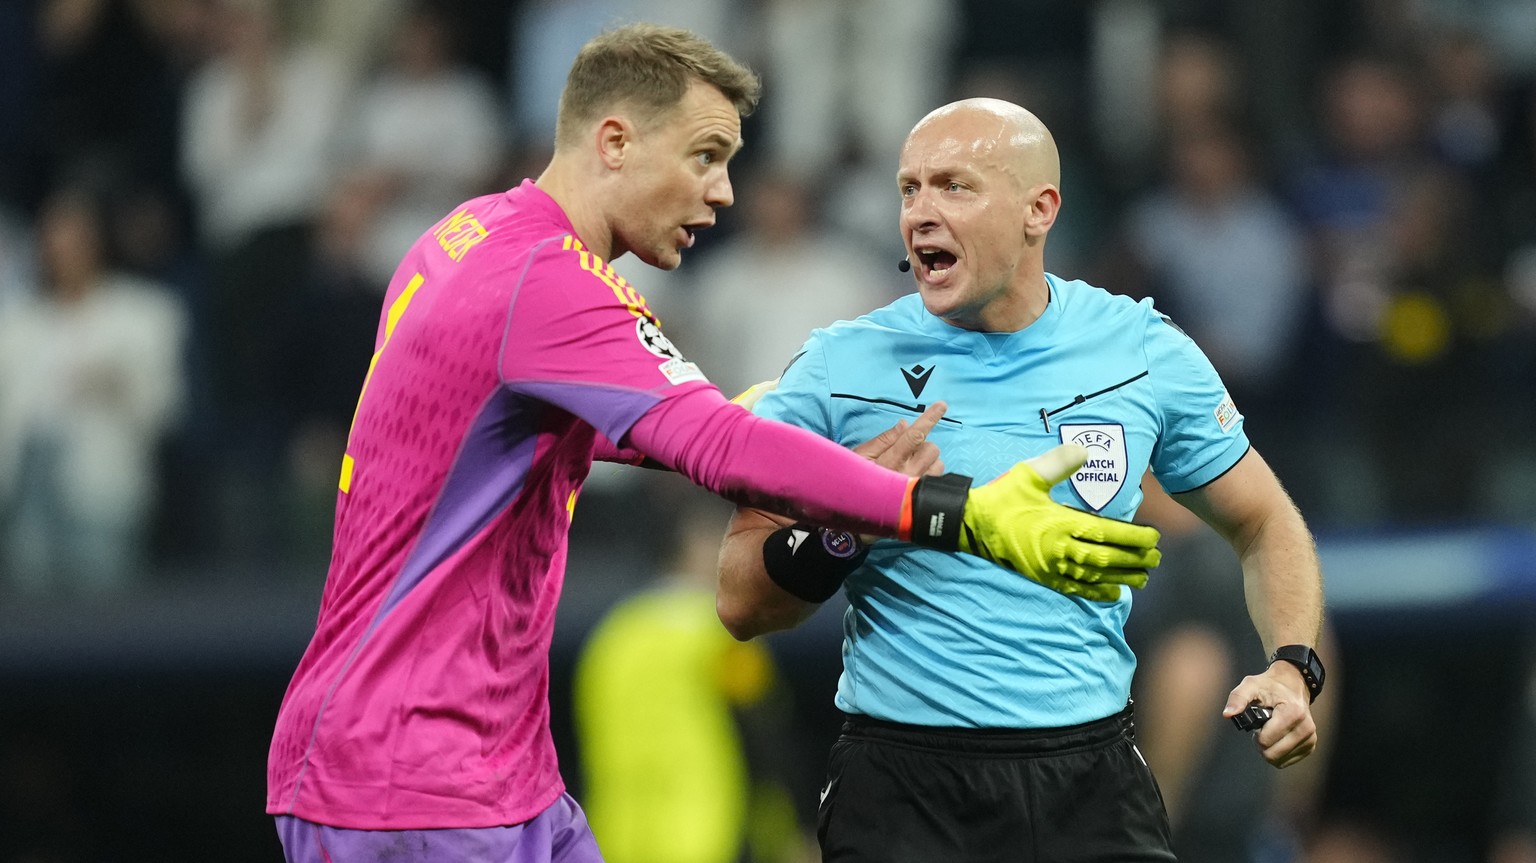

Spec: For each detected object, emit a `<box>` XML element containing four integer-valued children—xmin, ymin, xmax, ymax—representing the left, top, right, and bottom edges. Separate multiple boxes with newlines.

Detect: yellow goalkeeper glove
<box><xmin>730</xmin><ymin>379</ymin><xmax>778</xmax><ymax>412</ymax></box>
<box><xmin>908</xmin><ymin>444</ymin><xmax>1161</xmax><ymax>602</ymax></box>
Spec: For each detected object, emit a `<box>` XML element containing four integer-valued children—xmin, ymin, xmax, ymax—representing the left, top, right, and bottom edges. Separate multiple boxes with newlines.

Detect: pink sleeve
<box><xmin>625</xmin><ymin>386</ymin><xmax>914</xmax><ymax>538</ymax></box>
<box><xmin>498</xmin><ymin>238</ymin><xmax>720</xmax><ymax>446</ymax></box>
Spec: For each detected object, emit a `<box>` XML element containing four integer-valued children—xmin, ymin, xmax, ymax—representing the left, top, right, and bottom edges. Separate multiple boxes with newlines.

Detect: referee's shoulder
<box><xmin>817</xmin><ymin>294</ymin><xmax>920</xmax><ymax>340</ymax></box>
<box><xmin>1053</xmin><ymin>274</ymin><xmax>1161</xmax><ymax>327</ymax></box>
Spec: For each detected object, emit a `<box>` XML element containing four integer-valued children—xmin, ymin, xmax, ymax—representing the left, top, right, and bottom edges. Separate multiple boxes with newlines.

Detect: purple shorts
<box><xmin>274</xmin><ymin>793</ymin><xmax>605</xmax><ymax>863</ymax></box>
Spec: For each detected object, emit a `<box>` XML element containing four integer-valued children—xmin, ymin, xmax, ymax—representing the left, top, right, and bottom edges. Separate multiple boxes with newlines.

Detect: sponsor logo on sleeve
<box><xmin>1059</xmin><ymin>423</ymin><xmax>1128</xmax><ymax>511</ymax></box>
<box><xmin>658</xmin><ymin>357</ymin><xmax>708</xmax><ymax>385</ymax></box>
<box><xmin>1214</xmin><ymin>392</ymin><xmax>1241</xmax><ymax>433</ymax></box>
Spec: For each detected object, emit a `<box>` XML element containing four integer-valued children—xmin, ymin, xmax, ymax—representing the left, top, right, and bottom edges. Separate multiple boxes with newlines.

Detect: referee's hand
<box><xmin>855</xmin><ymin>401</ymin><xmax>946</xmax><ymax>478</ymax></box>
<box><xmin>1224</xmin><ymin>663</ymin><xmax>1318</xmax><ymax>769</ymax></box>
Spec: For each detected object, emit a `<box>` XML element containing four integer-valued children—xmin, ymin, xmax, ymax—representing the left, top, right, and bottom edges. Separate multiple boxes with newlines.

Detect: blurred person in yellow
<box><xmin>574</xmin><ymin>501</ymin><xmax>807</xmax><ymax>863</ymax></box>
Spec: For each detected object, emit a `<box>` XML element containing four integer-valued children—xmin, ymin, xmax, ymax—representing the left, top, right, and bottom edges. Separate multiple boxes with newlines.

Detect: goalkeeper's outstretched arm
<box><xmin>714</xmin><ymin>402</ymin><xmax>1166</xmax><ymax>640</ymax></box>
<box><xmin>716</xmin><ymin>403</ymin><xmax>949</xmax><ymax>639</ymax></box>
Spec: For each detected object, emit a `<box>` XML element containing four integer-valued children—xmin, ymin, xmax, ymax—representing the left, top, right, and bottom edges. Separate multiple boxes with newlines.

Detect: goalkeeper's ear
<box><xmin>730</xmin><ymin>379</ymin><xmax>779</xmax><ymax>414</ymax></box>
<box><xmin>1022</xmin><ymin>444</ymin><xmax>1089</xmax><ymax>486</ymax></box>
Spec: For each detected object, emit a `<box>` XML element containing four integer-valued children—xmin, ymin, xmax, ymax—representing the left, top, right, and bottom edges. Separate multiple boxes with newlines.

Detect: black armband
<box><xmin>762</xmin><ymin>523</ymin><xmax>870</xmax><ymax>603</ymax></box>
<box><xmin>907</xmin><ymin>473</ymin><xmax>971</xmax><ymax>550</ymax></box>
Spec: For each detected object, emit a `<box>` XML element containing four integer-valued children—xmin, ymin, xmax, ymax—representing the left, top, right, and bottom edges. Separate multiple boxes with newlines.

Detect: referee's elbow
<box><xmin>716</xmin><ymin>594</ymin><xmax>762</xmax><ymax>642</ymax></box>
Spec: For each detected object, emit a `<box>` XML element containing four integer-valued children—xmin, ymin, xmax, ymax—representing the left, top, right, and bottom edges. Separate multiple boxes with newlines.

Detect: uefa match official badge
<box><xmin>1058</xmin><ymin>423</ymin><xmax>1128</xmax><ymax>511</ymax></box>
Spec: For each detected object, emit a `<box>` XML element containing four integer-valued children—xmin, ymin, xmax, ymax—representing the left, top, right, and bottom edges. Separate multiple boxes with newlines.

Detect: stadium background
<box><xmin>0</xmin><ymin>0</ymin><xmax>1534</xmax><ymax>860</ymax></box>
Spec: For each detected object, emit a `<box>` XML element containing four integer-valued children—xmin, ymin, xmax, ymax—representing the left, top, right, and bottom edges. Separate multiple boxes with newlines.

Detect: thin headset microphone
<box><xmin>898</xmin><ymin>256</ymin><xmax>911</xmax><ymax>272</ymax></box>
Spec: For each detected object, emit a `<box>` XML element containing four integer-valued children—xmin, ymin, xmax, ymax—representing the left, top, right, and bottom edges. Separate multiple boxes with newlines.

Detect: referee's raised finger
<box><xmin>904</xmin><ymin>400</ymin><xmax>947</xmax><ymax>450</ymax></box>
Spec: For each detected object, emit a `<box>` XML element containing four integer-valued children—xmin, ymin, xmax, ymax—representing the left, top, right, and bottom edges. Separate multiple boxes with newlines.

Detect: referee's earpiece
<box><xmin>898</xmin><ymin>256</ymin><xmax>911</xmax><ymax>273</ymax></box>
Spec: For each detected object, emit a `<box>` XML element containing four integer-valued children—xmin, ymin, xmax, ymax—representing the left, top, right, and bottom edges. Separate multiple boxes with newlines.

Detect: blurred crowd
<box><xmin>0</xmin><ymin>0</ymin><xmax>1534</xmax><ymax>593</ymax></box>
<box><xmin>0</xmin><ymin>2</ymin><xmax>1534</xmax><ymax>862</ymax></box>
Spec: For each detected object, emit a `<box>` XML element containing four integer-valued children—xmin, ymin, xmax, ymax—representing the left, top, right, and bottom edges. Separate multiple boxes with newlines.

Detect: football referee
<box><xmin>718</xmin><ymin>98</ymin><xmax>1326</xmax><ymax>862</ymax></box>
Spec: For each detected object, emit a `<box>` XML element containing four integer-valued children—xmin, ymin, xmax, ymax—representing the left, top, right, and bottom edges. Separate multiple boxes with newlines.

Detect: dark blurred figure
<box><xmin>1289</xmin><ymin>54</ymin><xmax>1499</xmax><ymax>525</ymax></box>
<box><xmin>27</xmin><ymin>0</ymin><xmax>190</xmax><ymax>209</ymax></box>
<box><xmin>1489</xmin><ymin>640</ymin><xmax>1536</xmax><ymax>863</ymax></box>
<box><xmin>179</xmin><ymin>0</ymin><xmax>346</xmax><ymax>559</ymax></box>
<box><xmin>268</xmin><ymin>3</ymin><xmax>505</xmax><ymax>562</ymax></box>
<box><xmin>278</xmin><ymin>181</ymin><xmax>395</xmax><ymax>565</ymax></box>
<box><xmin>0</xmin><ymin>1</ymin><xmax>44</xmax><ymax>213</ymax></box>
<box><xmin>1487</xmin><ymin>83</ymin><xmax>1536</xmax><ymax>522</ymax></box>
<box><xmin>1426</xmin><ymin>28</ymin><xmax>1507</xmax><ymax>181</ymax></box>
<box><xmin>337</xmin><ymin>2</ymin><xmax>504</xmax><ymax>287</ymax></box>
<box><xmin>0</xmin><ymin>186</ymin><xmax>187</xmax><ymax>595</ymax></box>
<box><xmin>1100</xmin><ymin>32</ymin><xmax>1313</xmax><ymax>491</ymax></box>
<box><xmin>1156</xmin><ymin>30</ymin><xmax>1241</xmax><ymax>136</ymax></box>
<box><xmin>1117</xmin><ymin>119</ymin><xmax>1310</xmax><ymax>484</ymax></box>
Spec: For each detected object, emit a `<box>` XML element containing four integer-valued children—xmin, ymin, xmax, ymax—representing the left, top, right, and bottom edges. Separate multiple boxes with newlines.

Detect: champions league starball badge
<box><xmin>636</xmin><ymin>316</ymin><xmax>684</xmax><ymax>360</ymax></box>
<box><xmin>1058</xmin><ymin>423</ymin><xmax>1128</xmax><ymax>511</ymax></box>
<box><xmin>636</xmin><ymin>316</ymin><xmax>707</xmax><ymax>385</ymax></box>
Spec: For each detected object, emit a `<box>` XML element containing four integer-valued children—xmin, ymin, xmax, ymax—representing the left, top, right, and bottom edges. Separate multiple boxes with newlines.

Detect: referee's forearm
<box><xmin>1240</xmin><ymin>507</ymin><xmax>1324</xmax><ymax>655</ymax></box>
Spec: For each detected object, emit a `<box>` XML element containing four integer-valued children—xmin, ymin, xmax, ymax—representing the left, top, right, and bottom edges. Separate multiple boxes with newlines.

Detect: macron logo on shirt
<box><xmin>902</xmin><ymin>363</ymin><xmax>935</xmax><ymax>398</ymax></box>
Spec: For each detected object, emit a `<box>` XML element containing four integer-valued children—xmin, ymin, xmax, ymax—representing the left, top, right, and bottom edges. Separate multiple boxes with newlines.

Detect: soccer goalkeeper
<box><xmin>716</xmin><ymin>98</ymin><xmax>1326</xmax><ymax>863</ymax></box>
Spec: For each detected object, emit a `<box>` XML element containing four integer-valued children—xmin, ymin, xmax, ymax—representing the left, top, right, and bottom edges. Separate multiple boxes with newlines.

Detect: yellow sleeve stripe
<box><xmin>559</xmin><ymin>235</ymin><xmax>656</xmax><ymax>324</ymax></box>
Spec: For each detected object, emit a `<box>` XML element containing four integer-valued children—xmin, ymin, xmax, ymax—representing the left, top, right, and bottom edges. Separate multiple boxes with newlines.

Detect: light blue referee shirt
<box><xmin>754</xmin><ymin>275</ymin><xmax>1251</xmax><ymax>729</ymax></box>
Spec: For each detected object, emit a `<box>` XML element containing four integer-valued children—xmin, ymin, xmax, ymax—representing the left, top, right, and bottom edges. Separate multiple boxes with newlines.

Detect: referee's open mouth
<box><xmin>913</xmin><ymin>245</ymin><xmax>958</xmax><ymax>282</ymax></box>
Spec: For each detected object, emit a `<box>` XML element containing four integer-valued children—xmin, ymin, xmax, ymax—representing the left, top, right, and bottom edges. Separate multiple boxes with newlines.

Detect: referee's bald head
<box><xmin>905</xmin><ymin>98</ymin><xmax>1061</xmax><ymax>194</ymax></box>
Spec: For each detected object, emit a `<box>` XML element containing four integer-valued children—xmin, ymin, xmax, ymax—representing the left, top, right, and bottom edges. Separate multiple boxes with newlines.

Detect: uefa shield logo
<box><xmin>1058</xmin><ymin>423</ymin><xmax>1128</xmax><ymax>512</ymax></box>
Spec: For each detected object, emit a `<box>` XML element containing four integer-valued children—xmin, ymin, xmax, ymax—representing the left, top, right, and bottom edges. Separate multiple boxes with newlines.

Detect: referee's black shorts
<box><xmin>816</xmin><ymin>703</ymin><xmax>1176</xmax><ymax>862</ymax></box>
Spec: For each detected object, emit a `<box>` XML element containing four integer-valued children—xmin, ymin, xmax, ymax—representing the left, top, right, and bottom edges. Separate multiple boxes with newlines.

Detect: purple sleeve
<box><xmin>591</xmin><ymin>431</ymin><xmax>644</xmax><ymax>465</ymax></box>
<box><xmin>624</xmin><ymin>386</ymin><xmax>913</xmax><ymax>538</ymax></box>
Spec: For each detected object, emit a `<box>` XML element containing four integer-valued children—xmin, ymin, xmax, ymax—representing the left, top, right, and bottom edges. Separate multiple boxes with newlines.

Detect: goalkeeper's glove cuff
<box><xmin>906</xmin><ymin>473</ymin><xmax>971</xmax><ymax>550</ymax></box>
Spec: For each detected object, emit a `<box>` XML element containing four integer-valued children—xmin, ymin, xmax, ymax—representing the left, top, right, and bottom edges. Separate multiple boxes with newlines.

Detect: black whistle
<box><xmin>1231</xmin><ymin>702</ymin><xmax>1272</xmax><ymax>732</ymax></box>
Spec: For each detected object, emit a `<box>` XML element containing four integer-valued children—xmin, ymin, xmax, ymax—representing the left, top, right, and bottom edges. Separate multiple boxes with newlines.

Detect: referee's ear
<box><xmin>1024</xmin><ymin>184</ymin><xmax>1060</xmax><ymax>238</ymax></box>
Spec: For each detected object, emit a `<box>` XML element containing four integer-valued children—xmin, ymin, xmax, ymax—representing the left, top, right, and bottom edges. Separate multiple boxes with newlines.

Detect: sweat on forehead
<box><xmin>906</xmin><ymin>98</ymin><xmax>1061</xmax><ymax>185</ymax></box>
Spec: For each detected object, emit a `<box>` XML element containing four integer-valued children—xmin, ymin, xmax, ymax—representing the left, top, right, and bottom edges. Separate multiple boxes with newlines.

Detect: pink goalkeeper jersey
<box><xmin>267</xmin><ymin>181</ymin><xmax>727</xmax><ymax>829</ymax></box>
<box><xmin>267</xmin><ymin>180</ymin><xmax>915</xmax><ymax>831</ymax></box>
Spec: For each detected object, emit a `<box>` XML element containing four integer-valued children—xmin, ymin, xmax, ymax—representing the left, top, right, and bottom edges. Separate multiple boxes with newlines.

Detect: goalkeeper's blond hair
<box><xmin>554</xmin><ymin>23</ymin><xmax>761</xmax><ymax>150</ymax></box>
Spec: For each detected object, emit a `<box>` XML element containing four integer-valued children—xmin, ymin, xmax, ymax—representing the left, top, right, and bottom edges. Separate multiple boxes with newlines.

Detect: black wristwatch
<box><xmin>1269</xmin><ymin>645</ymin><xmax>1326</xmax><ymax>702</ymax></box>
